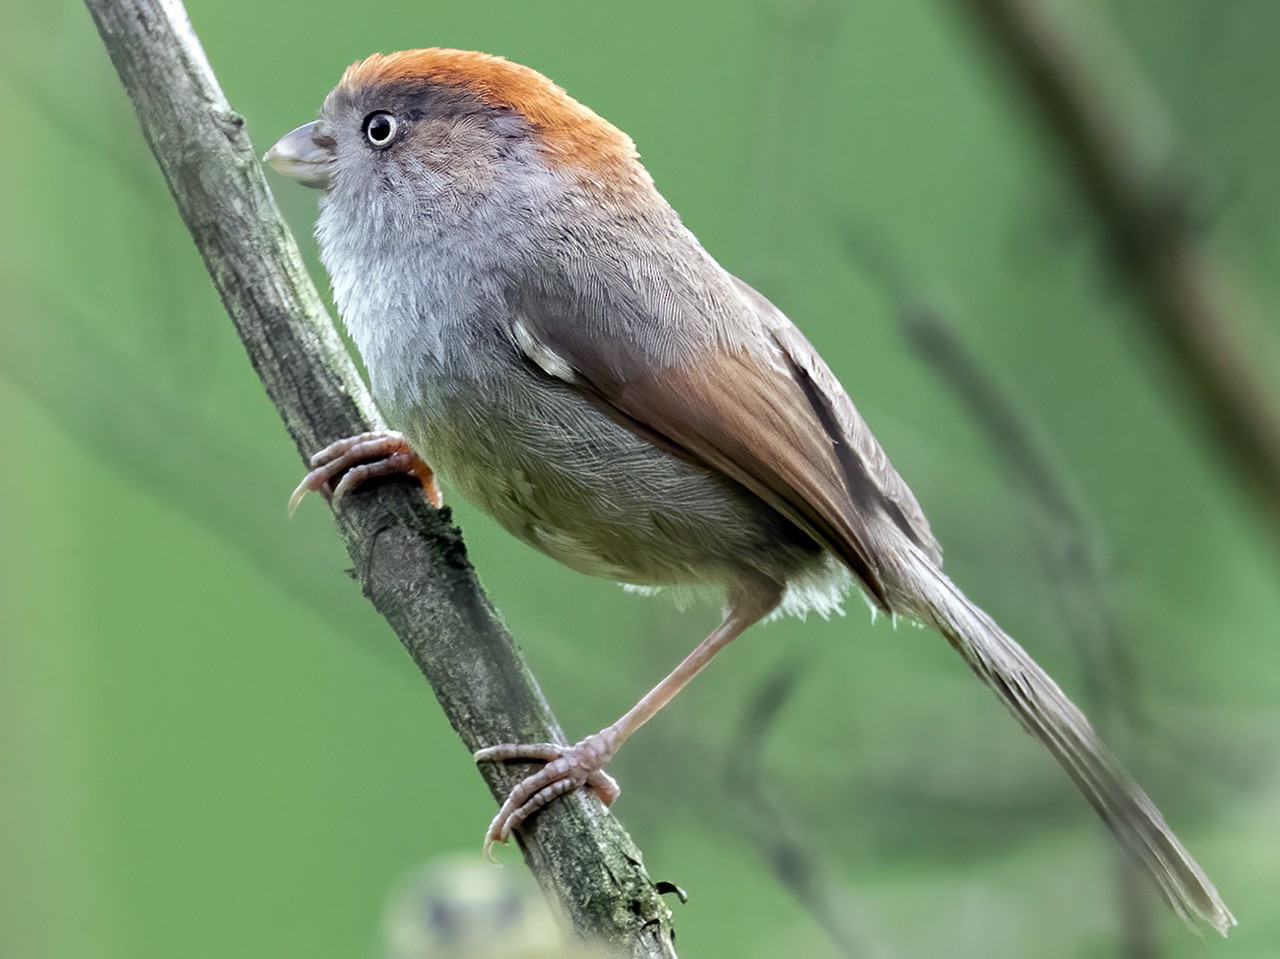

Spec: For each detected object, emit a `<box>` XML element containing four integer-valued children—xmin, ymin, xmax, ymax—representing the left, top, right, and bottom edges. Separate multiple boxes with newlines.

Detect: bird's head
<box><xmin>265</xmin><ymin>48</ymin><xmax>648</xmax><ymax>214</ymax></box>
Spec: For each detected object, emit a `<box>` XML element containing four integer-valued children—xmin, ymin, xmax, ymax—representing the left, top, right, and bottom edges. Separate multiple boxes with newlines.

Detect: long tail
<box><xmin>886</xmin><ymin>539</ymin><xmax>1235</xmax><ymax>935</ymax></box>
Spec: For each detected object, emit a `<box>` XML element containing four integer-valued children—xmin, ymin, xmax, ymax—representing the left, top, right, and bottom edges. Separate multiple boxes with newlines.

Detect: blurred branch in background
<box><xmin>847</xmin><ymin>232</ymin><xmax>1162</xmax><ymax>956</ymax></box>
<box><xmin>844</xmin><ymin>234</ymin><xmax>1139</xmax><ymax>723</ymax></box>
<box><xmin>0</xmin><ymin>293</ymin><xmax>379</xmax><ymax>640</ymax></box>
<box><xmin>744</xmin><ymin>0</ymin><xmax>844</xmax><ymax>298</ymax></box>
<box><xmin>725</xmin><ymin>657</ymin><xmax>888</xmax><ymax>959</ymax></box>
<box><xmin>0</xmin><ymin>62</ymin><xmax>156</xmax><ymax>200</ymax></box>
<box><xmin>945</xmin><ymin>0</ymin><xmax>1280</xmax><ymax>547</ymax></box>
<box><xmin>80</xmin><ymin>0</ymin><xmax>676</xmax><ymax>955</ymax></box>
<box><xmin>725</xmin><ymin>9</ymin><xmax>889</xmax><ymax>950</ymax></box>
<box><xmin>900</xmin><ymin>302</ymin><xmax>1160</xmax><ymax>959</ymax></box>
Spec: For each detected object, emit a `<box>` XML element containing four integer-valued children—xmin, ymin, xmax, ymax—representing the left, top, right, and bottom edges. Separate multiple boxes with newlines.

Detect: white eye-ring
<box><xmin>364</xmin><ymin>111</ymin><xmax>398</xmax><ymax>148</ymax></box>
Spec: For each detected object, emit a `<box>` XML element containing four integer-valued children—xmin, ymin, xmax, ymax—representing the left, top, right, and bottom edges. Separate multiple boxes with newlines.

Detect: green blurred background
<box><xmin>3</xmin><ymin>1</ymin><xmax>1278</xmax><ymax>956</ymax></box>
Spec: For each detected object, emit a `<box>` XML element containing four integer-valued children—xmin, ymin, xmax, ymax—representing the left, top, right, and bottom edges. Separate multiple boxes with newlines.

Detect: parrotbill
<box><xmin>266</xmin><ymin>48</ymin><xmax>1234</xmax><ymax>934</ymax></box>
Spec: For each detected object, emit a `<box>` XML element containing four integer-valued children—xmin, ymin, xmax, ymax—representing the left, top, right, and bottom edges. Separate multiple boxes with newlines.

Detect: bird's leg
<box><xmin>289</xmin><ymin>429</ymin><xmax>441</xmax><ymax>514</ymax></box>
<box><xmin>475</xmin><ymin>581</ymin><xmax>782</xmax><ymax>857</ymax></box>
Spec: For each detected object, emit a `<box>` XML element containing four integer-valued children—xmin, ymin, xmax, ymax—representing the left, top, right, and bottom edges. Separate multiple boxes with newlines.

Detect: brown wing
<box><xmin>512</xmin><ymin>277</ymin><xmax>941</xmax><ymax>609</ymax></box>
<box><xmin>729</xmin><ymin>276</ymin><xmax>942</xmax><ymax>568</ymax></box>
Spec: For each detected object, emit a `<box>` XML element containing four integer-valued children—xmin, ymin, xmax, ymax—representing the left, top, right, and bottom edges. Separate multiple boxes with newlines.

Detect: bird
<box><xmin>265</xmin><ymin>48</ymin><xmax>1234</xmax><ymax>934</ymax></box>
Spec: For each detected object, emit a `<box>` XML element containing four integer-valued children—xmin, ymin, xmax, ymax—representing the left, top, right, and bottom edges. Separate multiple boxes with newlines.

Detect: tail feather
<box><xmin>892</xmin><ymin>543</ymin><xmax>1235</xmax><ymax>936</ymax></box>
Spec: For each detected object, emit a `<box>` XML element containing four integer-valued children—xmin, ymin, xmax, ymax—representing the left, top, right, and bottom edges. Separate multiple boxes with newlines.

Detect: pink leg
<box><xmin>288</xmin><ymin>430</ymin><xmax>442</xmax><ymax>515</ymax></box>
<box><xmin>475</xmin><ymin>580</ymin><xmax>783</xmax><ymax>858</ymax></box>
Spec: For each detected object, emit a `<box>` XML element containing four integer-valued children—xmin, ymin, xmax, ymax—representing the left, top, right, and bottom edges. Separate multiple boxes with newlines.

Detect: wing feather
<box><xmin>730</xmin><ymin>277</ymin><xmax>942</xmax><ymax>566</ymax></box>
<box><xmin>509</xmin><ymin>272</ymin><xmax>940</xmax><ymax>607</ymax></box>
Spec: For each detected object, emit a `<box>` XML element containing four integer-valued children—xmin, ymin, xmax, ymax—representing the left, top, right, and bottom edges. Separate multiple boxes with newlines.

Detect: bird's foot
<box><xmin>289</xmin><ymin>429</ymin><xmax>442</xmax><ymax>514</ymax></box>
<box><xmin>474</xmin><ymin>729</ymin><xmax>622</xmax><ymax>860</ymax></box>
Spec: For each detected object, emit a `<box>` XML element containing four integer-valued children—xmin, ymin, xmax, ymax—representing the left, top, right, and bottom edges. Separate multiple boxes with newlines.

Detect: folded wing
<box><xmin>510</xmin><ymin>273</ymin><xmax>941</xmax><ymax>608</ymax></box>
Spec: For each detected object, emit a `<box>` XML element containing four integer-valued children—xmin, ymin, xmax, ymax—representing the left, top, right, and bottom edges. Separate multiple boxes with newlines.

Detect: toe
<box><xmin>474</xmin><ymin>742</ymin><xmax>563</xmax><ymax>764</ymax></box>
<box><xmin>476</xmin><ymin>734</ymin><xmax>623</xmax><ymax>852</ymax></box>
<box><xmin>501</xmin><ymin>777</ymin><xmax>578</xmax><ymax>842</ymax></box>
<box><xmin>289</xmin><ymin>430</ymin><xmax>439</xmax><ymax>515</ymax></box>
<box><xmin>481</xmin><ymin>760</ymin><xmax>584</xmax><ymax>857</ymax></box>
<box><xmin>586</xmin><ymin>770</ymin><xmax>621</xmax><ymax>806</ymax></box>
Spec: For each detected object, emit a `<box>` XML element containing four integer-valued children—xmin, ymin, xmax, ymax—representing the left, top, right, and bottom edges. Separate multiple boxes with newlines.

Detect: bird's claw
<box><xmin>475</xmin><ymin>731</ymin><xmax>621</xmax><ymax>861</ymax></box>
<box><xmin>288</xmin><ymin>429</ymin><xmax>442</xmax><ymax>514</ymax></box>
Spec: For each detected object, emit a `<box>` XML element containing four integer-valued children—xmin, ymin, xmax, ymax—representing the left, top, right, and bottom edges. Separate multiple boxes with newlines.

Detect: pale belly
<box><xmin>393</xmin><ymin>363</ymin><xmax>825</xmax><ymax>592</ymax></box>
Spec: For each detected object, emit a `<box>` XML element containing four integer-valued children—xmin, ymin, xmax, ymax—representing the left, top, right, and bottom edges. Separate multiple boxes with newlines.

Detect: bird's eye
<box><xmin>363</xmin><ymin>112</ymin><xmax>398</xmax><ymax>149</ymax></box>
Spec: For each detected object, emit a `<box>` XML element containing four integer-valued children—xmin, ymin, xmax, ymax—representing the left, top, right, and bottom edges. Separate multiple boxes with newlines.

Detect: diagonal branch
<box><xmin>80</xmin><ymin>0</ymin><xmax>676</xmax><ymax>955</ymax></box>
<box><xmin>947</xmin><ymin>0</ymin><xmax>1280</xmax><ymax>545</ymax></box>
